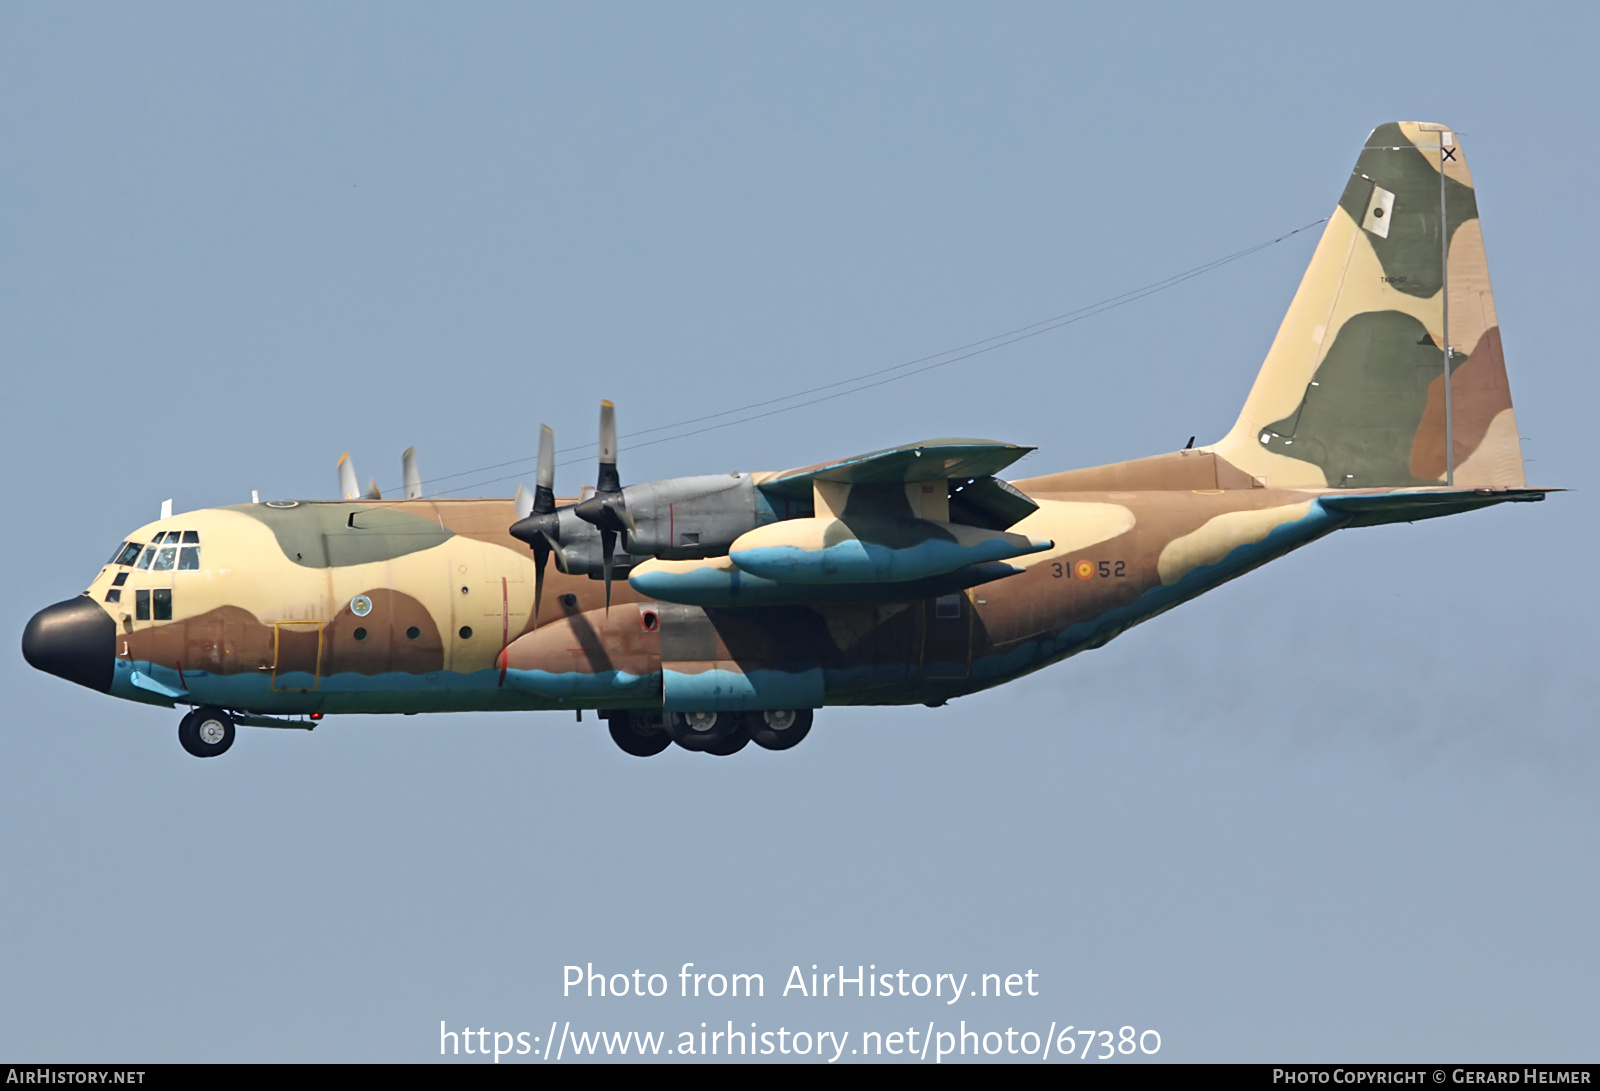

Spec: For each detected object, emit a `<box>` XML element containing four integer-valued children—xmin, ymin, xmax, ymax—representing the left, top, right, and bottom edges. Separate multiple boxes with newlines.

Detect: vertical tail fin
<box><xmin>1214</xmin><ymin>122</ymin><xmax>1525</xmax><ymax>489</ymax></box>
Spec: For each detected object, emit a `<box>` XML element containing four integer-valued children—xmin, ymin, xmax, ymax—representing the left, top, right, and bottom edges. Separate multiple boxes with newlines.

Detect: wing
<box><xmin>630</xmin><ymin>438</ymin><xmax>1052</xmax><ymax>608</ymax></box>
<box><xmin>755</xmin><ymin>438</ymin><xmax>1035</xmax><ymax>497</ymax></box>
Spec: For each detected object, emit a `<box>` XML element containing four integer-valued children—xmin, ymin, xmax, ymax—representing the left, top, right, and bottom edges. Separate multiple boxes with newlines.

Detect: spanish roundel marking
<box><xmin>1074</xmin><ymin>560</ymin><xmax>1095</xmax><ymax>580</ymax></box>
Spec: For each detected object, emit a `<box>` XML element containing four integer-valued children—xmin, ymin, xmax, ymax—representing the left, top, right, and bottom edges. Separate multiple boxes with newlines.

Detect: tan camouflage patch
<box><xmin>1157</xmin><ymin>501</ymin><xmax>1316</xmax><ymax>585</ymax></box>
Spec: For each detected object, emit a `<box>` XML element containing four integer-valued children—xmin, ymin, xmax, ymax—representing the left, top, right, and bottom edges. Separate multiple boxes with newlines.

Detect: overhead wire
<box><xmin>369</xmin><ymin>214</ymin><xmax>1328</xmax><ymax>501</ymax></box>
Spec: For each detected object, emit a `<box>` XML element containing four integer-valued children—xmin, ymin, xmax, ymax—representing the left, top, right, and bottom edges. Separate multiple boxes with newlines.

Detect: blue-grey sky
<box><xmin>2</xmin><ymin>2</ymin><xmax>1595</xmax><ymax>1063</ymax></box>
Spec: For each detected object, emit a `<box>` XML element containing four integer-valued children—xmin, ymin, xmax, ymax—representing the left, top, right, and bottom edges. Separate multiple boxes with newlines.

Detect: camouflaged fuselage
<box><xmin>75</xmin><ymin>465</ymin><xmax>1532</xmax><ymax>719</ymax></box>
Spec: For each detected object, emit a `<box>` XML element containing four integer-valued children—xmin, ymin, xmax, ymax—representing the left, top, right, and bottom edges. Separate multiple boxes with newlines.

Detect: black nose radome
<box><xmin>22</xmin><ymin>596</ymin><xmax>115</xmax><ymax>693</ymax></box>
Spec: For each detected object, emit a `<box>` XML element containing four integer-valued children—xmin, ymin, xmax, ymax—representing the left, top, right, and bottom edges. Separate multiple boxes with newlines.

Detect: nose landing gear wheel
<box><xmin>749</xmin><ymin>708</ymin><xmax>813</xmax><ymax>751</ymax></box>
<box><xmin>606</xmin><ymin>711</ymin><xmax>672</xmax><ymax>757</ymax></box>
<box><xmin>178</xmin><ymin>707</ymin><xmax>235</xmax><ymax>758</ymax></box>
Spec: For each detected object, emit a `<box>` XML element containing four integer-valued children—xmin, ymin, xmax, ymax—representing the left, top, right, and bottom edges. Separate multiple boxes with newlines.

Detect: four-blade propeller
<box><xmin>509</xmin><ymin>404</ymin><xmax>636</xmax><ymax>618</ymax></box>
<box><xmin>509</xmin><ymin>425</ymin><xmax>561</xmax><ymax>622</ymax></box>
<box><xmin>337</xmin><ymin>449</ymin><xmax>421</xmax><ymax>502</ymax></box>
<box><xmin>570</xmin><ymin>401</ymin><xmax>631</xmax><ymax>609</ymax></box>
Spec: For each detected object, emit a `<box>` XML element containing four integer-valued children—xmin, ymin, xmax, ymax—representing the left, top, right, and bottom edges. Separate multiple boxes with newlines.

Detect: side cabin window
<box><xmin>134</xmin><ymin>589</ymin><xmax>172</xmax><ymax>622</ymax></box>
<box><xmin>934</xmin><ymin>594</ymin><xmax>963</xmax><ymax>620</ymax></box>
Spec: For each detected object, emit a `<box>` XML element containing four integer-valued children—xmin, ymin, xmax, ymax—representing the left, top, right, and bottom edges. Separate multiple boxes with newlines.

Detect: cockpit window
<box><xmin>128</xmin><ymin>532</ymin><xmax>202</xmax><ymax>570</ymax></box>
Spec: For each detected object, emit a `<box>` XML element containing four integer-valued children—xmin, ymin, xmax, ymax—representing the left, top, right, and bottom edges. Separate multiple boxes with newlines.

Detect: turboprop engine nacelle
<box><xmin>619</xmin><ymin>472</ymin><xmax>785</xmax><ymax>559</ymax></box>
<box><xmin>545</xmin><ymin>508</ymin><xmax>625</xmax><ymax>576</ymax></box>
<box><xmin>533</xmin><ymin>473</ymin><xmax>791</xmax><ymax>575</ymax></box>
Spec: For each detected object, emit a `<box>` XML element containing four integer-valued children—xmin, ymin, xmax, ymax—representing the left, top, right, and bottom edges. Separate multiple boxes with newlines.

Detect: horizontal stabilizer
<box><xmin>1319</xmin><ymin>487</ymin><xmax>1548</xmax><ymax>527</ymax></box>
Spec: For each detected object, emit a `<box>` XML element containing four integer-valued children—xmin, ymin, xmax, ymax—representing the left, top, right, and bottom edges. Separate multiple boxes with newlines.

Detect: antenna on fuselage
<box><xmin>160</xmin><ymin>498</ymin><xmax>172</xmax><ymax>519</ymax></box>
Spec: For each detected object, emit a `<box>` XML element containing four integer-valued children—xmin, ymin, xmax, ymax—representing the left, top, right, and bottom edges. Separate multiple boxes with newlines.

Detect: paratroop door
<box><xmin>273</xmin><ymin>622</ymin><xmax>323</xmax><ymax>691</ymax></box>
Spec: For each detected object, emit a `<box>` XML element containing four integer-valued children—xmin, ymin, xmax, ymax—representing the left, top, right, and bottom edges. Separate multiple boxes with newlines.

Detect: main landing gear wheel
<box><xmin>606</xmin><ymin>710</ymin><xmax>672</xmax><ymax>757</ymax></box>
<box><xmin>749</xmin><ymin>708</ymin><xmax>813</xmax><ymax>751</ymax></box>
<box><xmin>702</xmin><ymin>722</ymin><xmax>751</xmax><ymax>756</ymax></box>
<box><xmin>666</xmin><ymin>710</ymin><xmax>739</xmax><ymax>753</ymax></box>
<box><xmin>178</xmin><ymin>707</ymin><xmax>235</xmax><ymax>758</ymax></box>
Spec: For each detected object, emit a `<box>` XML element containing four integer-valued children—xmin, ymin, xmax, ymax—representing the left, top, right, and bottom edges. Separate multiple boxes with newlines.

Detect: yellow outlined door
<box><xmin>272</xmin><ymin>622</ymin><xmax>323</xmax><ymax>691</ymax></box>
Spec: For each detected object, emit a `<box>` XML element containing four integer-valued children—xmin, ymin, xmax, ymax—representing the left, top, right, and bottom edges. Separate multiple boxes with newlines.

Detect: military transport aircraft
<box><xmin>22</xmin><ymin>122</ymin><xmax>1547</xmax><ymax>758</ymax></box>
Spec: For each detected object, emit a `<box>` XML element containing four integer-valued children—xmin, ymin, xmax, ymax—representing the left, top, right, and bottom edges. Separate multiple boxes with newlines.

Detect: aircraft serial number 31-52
<box><xmin>23</xmin><ymin>123</ymin><xmax>1550</xmax><ymax>758</ymax></box>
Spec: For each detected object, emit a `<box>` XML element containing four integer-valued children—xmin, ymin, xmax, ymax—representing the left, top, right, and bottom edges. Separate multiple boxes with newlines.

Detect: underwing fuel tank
<box><xmin>726</xmin><ymin>516</ymin><xmax>1052</xmax><ymax>584</ymax></box>
<box><xmin>628</xmin><ymin>555</ymin><xmax>1025</xmax><ymax>607</ymax></box>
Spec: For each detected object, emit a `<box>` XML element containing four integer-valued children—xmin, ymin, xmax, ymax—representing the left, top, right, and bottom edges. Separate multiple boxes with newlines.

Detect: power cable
<box><xmin>370</xmin><ymin>215</ymin><xmax>1327</xmax><ymax>500</ymax></box>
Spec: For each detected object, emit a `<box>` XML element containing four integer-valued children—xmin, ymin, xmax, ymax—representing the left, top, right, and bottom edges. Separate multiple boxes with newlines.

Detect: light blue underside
<box><xmin>730</xmin><ymin>534</ymin><xmax>1035</xmax><ymax>584</ymax></box>
<box><xmin>628</xmin><ymin>564</ymin><xmax>789</xmax><ymax>606</ymax></box>
<box><xmin>662</xmin><ymin>665</ymin><xmax>824</xmax><ymax>711</ymax></box>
